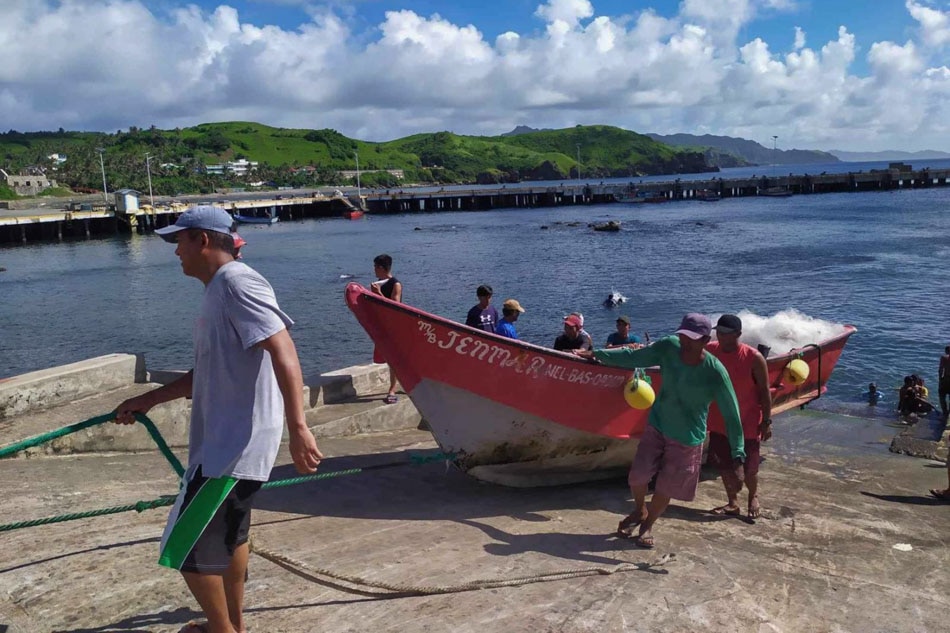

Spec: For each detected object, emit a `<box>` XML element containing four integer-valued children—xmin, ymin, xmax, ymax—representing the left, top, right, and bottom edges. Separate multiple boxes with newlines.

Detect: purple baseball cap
<box><xmin>675</xmin><ymin>313</ymin><xmax>712</xmax><ymax>339</ymax></box>
<box><xmin>155</xmin><ymin>205</ymin><xmax>234</xmax><ymax>243</ymax></box>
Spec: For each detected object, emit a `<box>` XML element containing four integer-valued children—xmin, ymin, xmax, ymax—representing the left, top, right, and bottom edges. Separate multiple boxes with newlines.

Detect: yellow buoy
<box><xmin>785</xmin><ymin>358</ymin><xmax>810</xmax><ymax>385</ymax></box>
<box><xmin>624</xmin><ymin>376</ymin><xmax>656</xmax><ymax>409</ymax></box>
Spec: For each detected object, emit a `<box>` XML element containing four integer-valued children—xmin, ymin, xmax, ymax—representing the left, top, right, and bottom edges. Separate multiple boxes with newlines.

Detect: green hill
<box><xmin>0</xmin><ymin>123</ymin><xmax>715</xmax><ymax>195</ymax></box>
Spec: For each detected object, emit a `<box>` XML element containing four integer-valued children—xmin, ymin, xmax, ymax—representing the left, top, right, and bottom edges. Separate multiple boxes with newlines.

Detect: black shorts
<box><xmin>158</xmin><ymin>466</ymin><xmax>262</xmax><ymax>574</ymax></box>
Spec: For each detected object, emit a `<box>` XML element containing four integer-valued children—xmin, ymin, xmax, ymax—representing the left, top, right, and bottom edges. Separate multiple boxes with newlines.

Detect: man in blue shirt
<box><xmin>606</xmin><ymin>315</ymin><xmax>642</xmax><ymax>348</ymax></box>
<box><xmin>496</xmin><ymin>299</ymin><xmax>524</xmax><ymax>339</ymax></box>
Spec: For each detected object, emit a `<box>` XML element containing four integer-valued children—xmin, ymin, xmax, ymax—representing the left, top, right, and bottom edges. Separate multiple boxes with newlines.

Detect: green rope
<box><xmin>0</xmin><ymin>413</ymin><xmax>116</xmax><ymax>458</ymax></box>
<box><xmin>0</xmin><ymin>407</ymin><xmax>455</xmax><ymax>533</ymax></box>
<box><xmin>0</xmin><ymin>467</ymin><xmax>369</xmax><ymax>533</ymax></box>
<box><xmin>0</xmin><ymin>412</ymin><xmax>184</xmax><ymax>476</ymax></box>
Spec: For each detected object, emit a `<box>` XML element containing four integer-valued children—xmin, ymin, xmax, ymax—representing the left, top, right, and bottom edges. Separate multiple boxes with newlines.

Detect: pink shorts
<box><xmin>628</xmin><ymin>424</ymin><xmax>704</xmax><ymax>502</ymax></box>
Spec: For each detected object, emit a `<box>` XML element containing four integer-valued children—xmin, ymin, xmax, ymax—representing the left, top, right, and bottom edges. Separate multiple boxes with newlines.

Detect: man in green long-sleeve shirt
<box><xmin>576</xmin><ymin>313</ymin><xmax>745</xmax><ymax>549</ymax></box>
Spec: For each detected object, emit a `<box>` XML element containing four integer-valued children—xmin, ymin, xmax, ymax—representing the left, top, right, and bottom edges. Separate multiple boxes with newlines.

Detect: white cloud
<box><xmin>0</xmin><ymin>0</ymin><xmax>948</xmax><ymax>151</ymax></box>
<box><xmin>794</xmin><ymin>26</ymin><xmax>806</xmax><ymax>50</ymax></box>
<box><xmin>535</xmin><ymin>0</ymin><xmax>595</xmax><ymax>27</ymax></box>
<box><xmin>906</xmin><ymin>0</ymin><xmax>950</xmax><ymax>47</ymax></box>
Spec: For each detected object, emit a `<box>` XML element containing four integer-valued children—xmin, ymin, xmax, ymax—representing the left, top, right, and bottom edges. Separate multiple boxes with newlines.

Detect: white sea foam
<box><xmin>711</xmin><ymin>309</ymin><xmax>849</xmax><ymax>356</ymax></box>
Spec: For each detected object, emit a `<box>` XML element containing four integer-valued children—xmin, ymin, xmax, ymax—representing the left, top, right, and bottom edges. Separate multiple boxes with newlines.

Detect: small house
<box><xmin>114</xmin><ymin>189</ymin><xmax>140</xmax><ymax>213</ymax></box>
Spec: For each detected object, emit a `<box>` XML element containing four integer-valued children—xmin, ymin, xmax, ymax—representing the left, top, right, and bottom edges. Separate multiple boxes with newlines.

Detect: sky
<box><xmin>2</xmin><ymin>0</ymin><xmax>950</xmax><ymax>151</ymax></box>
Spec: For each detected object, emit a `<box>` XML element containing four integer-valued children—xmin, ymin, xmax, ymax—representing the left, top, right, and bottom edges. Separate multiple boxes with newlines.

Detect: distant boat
<box><xmin>760</xmin><ymin>187</ymin><xmax>793</xmax><ymax>198</ymax></box>
<box><xmin>695</xmin><ymin>189</ymin><xmax>721</xmax><ymax>201</ymax></box>
<box><xmin>613</xmin><ymin>188</ymin><xmax>668</xmax><ymax>203</ymax></box>
<box><xmin>234</xmin><ymin>210</ymin><xmax>279</xmax><ymax>224</ymax></box>
<box><xmin>343</xmin><ymin>209</ymin><xmax>364</xmax><ymax>220</ymax></box>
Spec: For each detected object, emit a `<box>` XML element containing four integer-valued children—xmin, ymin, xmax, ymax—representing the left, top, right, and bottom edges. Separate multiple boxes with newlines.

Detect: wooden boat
<box><xmin>345</xmin><ymin>282</ymin><xmax>856</xmax><ymax>486</ymax></box>
<box><xmin>695</xmin><ymin>189</ymin><xmax>721</xmax><ymax>201</ymax></box>
<box><xmin>343</xmin><ymin>209</ymin><xmax>365</xmax><ymax>220</ymax></box>
<box><xmin>760</xmin><ymin>186</ymin><xmax>793</xmax><ymax>198</ymax></box>
<box><xmin>234</xmin><ymin>213</ymin><xmax>279</xmax><ymax>225</ymax></box>
<box><xmin>614</xmin><ymin>189</ymin><xmax>668</xmax><ymax>204</ymax></box>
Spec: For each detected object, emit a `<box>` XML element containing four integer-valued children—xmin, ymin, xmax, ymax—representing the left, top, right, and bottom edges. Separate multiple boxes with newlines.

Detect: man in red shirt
<box><xmin>706</xmin><ymin>314</ymin><xmax>772</xmax><ymax>519</ymax></box>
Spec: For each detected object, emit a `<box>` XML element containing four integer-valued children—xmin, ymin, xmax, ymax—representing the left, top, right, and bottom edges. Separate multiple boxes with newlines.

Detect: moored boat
<box><xmin>695</xmin><ymin>189</ymin><xmax>721</xmax><ymax>201</ymax></box>
<box><xmin>760</xmin><ymin>186</ymin><xmax>793</xmax><ymax>198</ymax></box>
<box><xmin>345</xmin><ymin>283</ymin><xmax>855</xmax><ymax>486</ymax></box>
<box><xmin>234</xmin><ymin>213</ymin><xmax>279</xmax><ymax>225</ymax></box>
<box><xmin>343</xmin><ymin>209</ymin><xmax>365</xmax><ymax>220</ymax></box>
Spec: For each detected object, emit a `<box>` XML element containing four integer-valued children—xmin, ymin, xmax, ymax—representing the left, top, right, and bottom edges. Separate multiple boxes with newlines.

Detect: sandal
<box><xmin>178</xmin><ymin>622</ymin><xmax>209</xmax><ymax>633</ymax></box>
<box><xmin>929</xmin><ymin>488</ymin><xmax>950</xmax><ymax>501</ymax></box>
<box><xmin>384</xmin><ymin>394</ymin><xmax>398</xmax><ymax>404</ymax></box>
<box><xmin>709</xmin><ymin>504</ymin><xmax>741</xmax><ymax>516</ymax></box>
<box><xmin>634</xmin><ymin>533</ymin><xmax>655</xmax><ymax>549</ymax></box>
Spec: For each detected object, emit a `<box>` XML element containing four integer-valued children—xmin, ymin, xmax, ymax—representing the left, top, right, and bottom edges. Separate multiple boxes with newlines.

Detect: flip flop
<box><xmin>929</xmin><ymin>489</ymin><xmax>950</xmax><ymax>501</ymax></box>
<box><xmin>634</xmin><ymin>534</ymin><xmax>655</xmax><ymax>549</ymax></box>
<box><xmin>709</xmin><ymin>505</ymin><xmax>741</xmax><ymax>516</ymax></box>
<box><xmin>178</xmin><ymin>622</ymin><xmax>209</xmax><ymax>633</ymax></box>
<box><xmin>384</xmin><ymin>394</ymin><xmax>398</xmax><ymax>404</ymax></box>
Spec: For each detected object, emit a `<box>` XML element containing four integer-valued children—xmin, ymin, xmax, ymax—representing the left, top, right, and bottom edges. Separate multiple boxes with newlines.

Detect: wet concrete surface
<box><xmin>1</xmin><ymin>411</ymin><xmax>949</xmax><ymax>632</ymax></box>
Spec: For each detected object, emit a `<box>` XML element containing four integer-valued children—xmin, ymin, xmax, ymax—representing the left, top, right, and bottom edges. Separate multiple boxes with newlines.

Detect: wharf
<box><xmin>1</xmin><ymin>166</ymin><xmax>948</xmax><ymax>245</ymax></box>
<box><xmin>1</xmin><ymin>356</ymin><xmax>949</xmax><ymax>632</ymax></box>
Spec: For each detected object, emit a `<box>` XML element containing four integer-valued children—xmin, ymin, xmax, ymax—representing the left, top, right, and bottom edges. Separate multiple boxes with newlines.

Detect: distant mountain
<box><xmin>501</xmin><ymin>125</ymin><xmax>554</xmax><ymax>136</ymax></box>
<box><xmin>647</xmin><ymin>133</ymin><xmax>838</xmax><ymax>166</ymax></box>
<box><xmin>829</xmin><ymin>149</ymin><xmax>950</xmax><ymax>162</ymax></box>
<box><xmin>0</xmin><ymin>123</ymin><xmax>717</xmax><ymax>194</ymax></box>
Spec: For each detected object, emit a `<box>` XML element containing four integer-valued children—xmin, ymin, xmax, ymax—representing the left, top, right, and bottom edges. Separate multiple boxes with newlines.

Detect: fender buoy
<box><xmin>624</xmin><ymin>376</ymin><xmax>655</xmax><ymax>409</ymax></box>
<box><xmin>785</xmin><ymin>358</ymin><xmax>810</xmax><ymax>385</ymax></box>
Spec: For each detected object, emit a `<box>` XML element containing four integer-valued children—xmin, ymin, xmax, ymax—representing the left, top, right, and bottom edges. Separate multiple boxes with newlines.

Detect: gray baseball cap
<box><xmin>155</xmin><ymin>205</ymin><xmax>234</xmax><ymax>243</ymax></box>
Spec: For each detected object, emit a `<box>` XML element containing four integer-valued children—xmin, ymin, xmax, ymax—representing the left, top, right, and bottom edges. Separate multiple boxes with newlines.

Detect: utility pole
<box><xmin>772</xmin><ymin>135</ymin><xmax>778</xmax><ymax>165</ymax></box>
<box><xmin>575</xmin><ymin>143</ymin><xmax>582</xmax><ymax>179</ymax></box>
<box><xmin>96</xmin><ymin>147</ymin><xmax>108</xmax><ymax>203</ymax></box>
<box><xmin>145</xmin><ymin>153</ymin><xmax>154</xmax><ymax>206</ymax></box>
<box><xmin>354</xmin><ymin>150</ymin><xmax>362</xmax><ymax>200</ymax></box>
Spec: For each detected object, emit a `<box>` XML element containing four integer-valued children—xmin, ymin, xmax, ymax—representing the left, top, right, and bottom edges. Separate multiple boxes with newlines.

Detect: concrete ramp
<box><xmin>0</xmin><ymin>359</ymin><xmax>421</xmax><ymax>458</ymax></box>
<box><xmin>0</xmin><ymin>353</ymin><xmax>142</xmax><ymax>420</ymax></box>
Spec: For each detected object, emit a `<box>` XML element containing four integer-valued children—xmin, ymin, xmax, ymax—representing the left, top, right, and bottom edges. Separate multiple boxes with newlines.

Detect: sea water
<box><xmin>2</xmin><ymin>185</ymin><xmax>949</xmax><ymax>420</ymax></box>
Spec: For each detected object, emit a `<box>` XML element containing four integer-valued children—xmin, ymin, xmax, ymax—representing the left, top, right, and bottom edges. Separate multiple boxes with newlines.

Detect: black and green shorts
<box><xmin>158</xmin><ymin>466</ymin><xmax>262</xmax><ymax>574</ymax></box>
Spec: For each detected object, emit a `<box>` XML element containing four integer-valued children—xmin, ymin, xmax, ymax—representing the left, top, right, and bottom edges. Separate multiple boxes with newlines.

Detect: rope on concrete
<box><xmin>251</xmin><ymin>540</ymin><xmax>676</xmax><ymax>597</ymax></box>
<box><xmin>0</xmin><ymin>412</ymin><xmax>185</xmax><ymax>476</ymax></box>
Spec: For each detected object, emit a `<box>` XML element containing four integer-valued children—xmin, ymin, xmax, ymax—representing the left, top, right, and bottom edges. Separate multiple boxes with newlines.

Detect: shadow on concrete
<box><xmin>0</xmin><ymin>536</ymin><xmax>159</xmax><ymax>576</ymax></box>
<box><xmin>257</xmin><ymin>450</ymin><xmax>632</xmax><ymax>525</ymax></box>
<box><xmin>54</xmin><ymin>606</ymin><xmax>200</xmax><ymax>633</ymax></box>
<box><xmin>859</xmin><ymin>491</ymin><xmax>948</xmax><ymax>506</ymax></box>
<box><xmin>456</xmin><ymin>518</ymin><xmax>648</xmax><ymax>566</ymax></box>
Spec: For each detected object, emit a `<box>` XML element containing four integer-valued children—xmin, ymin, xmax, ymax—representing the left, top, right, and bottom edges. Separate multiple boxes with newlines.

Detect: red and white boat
<box><xmin>345</xmin><ymin>283</ymin><xmax>856</xmax><ymax>486</ymax></box>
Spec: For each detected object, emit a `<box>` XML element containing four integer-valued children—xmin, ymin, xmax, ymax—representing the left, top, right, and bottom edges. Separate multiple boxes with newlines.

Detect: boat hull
<box><xmin>235</xmin><ymin>215</ymin><xmax>279</xmax><ymax>224</ymax></box>
<box><xmin>345</xmin><ymin>283</ymin><xmax>855</xmax><ymax>485</ymax></box>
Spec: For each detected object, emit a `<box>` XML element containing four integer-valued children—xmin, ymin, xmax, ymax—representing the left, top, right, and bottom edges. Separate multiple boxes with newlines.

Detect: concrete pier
<box><xmin>2</xmin><ymin>166</ymin><xmax>948</xmax><ymax>245</ymax></box>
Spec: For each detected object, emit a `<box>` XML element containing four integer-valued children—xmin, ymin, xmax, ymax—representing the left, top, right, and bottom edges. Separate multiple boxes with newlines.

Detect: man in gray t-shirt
<box><xmin>114</xmin><ymin>206</ymin><xmax>322</xmax><ymax>633</ymax></box>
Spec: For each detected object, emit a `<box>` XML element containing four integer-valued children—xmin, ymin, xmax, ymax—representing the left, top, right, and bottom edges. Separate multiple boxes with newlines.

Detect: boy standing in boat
<box><xmin>465</xmin><ymin>285</ymin><xmax>499</xmax><ymax>333</ymax></box>
<box><xmin>575</xmin><ymin>313</ymin><xmax>745</xmax><ymax>549</ymax></box>
<box><xmin>706</xmin><ymin>314</ymin><xmax>772</xmax><ymax>520</ymax></box>
<box><xmin>371</xmin><ymin>253</ymin><xmax>403</xmax><ymax>404</ymax></box>
<box><xmin>112</xmin><ymin>206</ymin><xmax>322</xmax><ymax>633</ymax></box>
